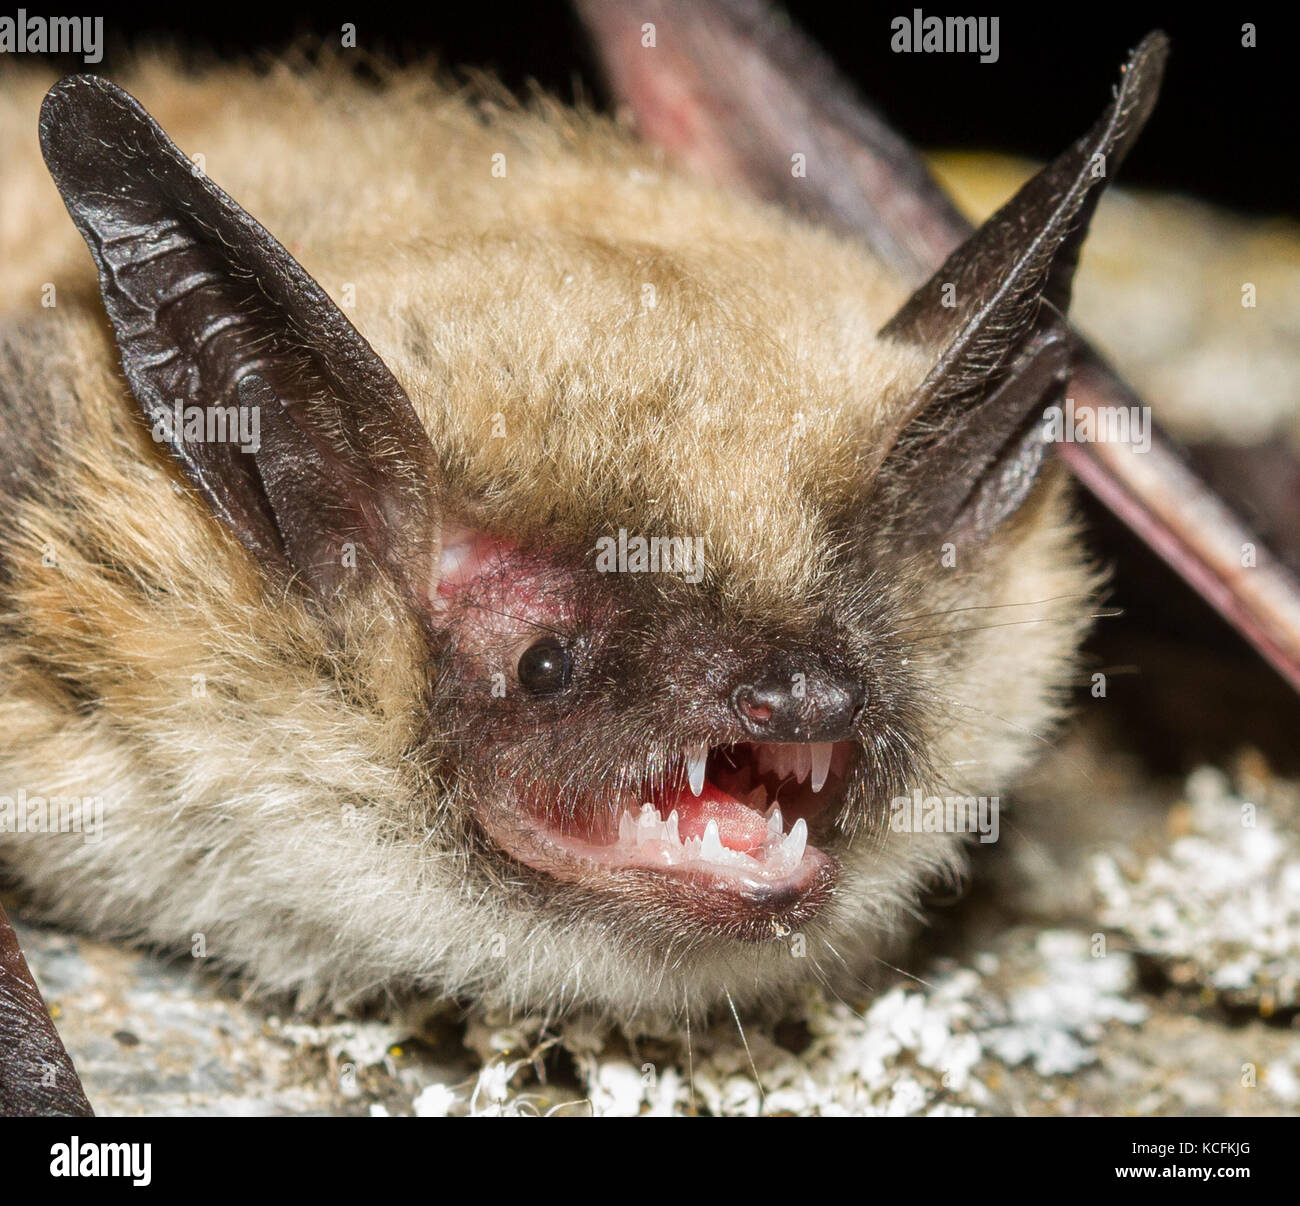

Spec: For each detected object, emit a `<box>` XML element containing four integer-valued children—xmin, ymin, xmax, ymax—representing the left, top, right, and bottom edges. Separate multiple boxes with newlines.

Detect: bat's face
<box><xmin>402</xmin><ymin>215</ymin><xmax>932</xmax><ymax>956</ymax></box>
<box><xmin>445</xmin><ymin>545</ymin><xmax>880</xmax><ymax>939</ymax></box>
<box><xmin>429</xmin><ymin>450</ymin><xmax>908</xmax><ymax>948</ymax></box>
<box><xmin>424</xmin><ymin>466</ymin><xmax>1084</xmax><ymax>998</ymax></box>
<box><xmin>6</xmin><ymin>39</ymin><xmax>1158</xmax><ymax>1018</ymax></box>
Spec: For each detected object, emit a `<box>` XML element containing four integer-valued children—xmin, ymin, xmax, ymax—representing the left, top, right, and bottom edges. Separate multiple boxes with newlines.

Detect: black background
<box><xmin>19</xmin><ymin>1</ymin><xmax>1299</xmax><ymax>217</ymax></box>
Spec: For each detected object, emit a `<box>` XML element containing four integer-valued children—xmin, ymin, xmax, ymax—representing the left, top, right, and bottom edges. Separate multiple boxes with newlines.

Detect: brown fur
<box><xmin>0</xmin><ymin>57</ymin><xmax>1095</xmax><ymax>1019</ymax></box>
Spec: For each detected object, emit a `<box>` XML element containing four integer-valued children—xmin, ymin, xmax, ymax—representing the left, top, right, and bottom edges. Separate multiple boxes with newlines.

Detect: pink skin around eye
<box><xmin>436</xmin><ymin>525</ymin><xmax>516</xmax><ymax>598</ymax></box>
<box><xmin>432</xmin><ymin>524</ymin><xmax>572</xmax><ymax>663</ymax></box>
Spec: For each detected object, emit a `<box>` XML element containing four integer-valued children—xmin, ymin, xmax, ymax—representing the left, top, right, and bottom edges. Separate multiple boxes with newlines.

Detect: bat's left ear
<box><xmin>39</xmin><ymin>76</ymin><xmax>441</xmax><ymax>605</ymax></box>
<box><xmin>876</xmin><ymin>34</ymin><xmax>1167</xmax><ymax>541</ymax></box>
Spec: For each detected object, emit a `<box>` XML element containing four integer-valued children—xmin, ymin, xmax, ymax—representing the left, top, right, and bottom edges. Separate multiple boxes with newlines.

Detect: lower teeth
<box><xmin>614</xmin><ymin>803</ymin><xmax>807</xmax><ymax>874</ymax></box>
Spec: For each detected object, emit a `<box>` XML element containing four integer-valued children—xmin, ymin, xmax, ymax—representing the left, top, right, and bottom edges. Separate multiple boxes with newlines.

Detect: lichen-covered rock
<box><xmin>1091</xmin><ymin>765</ymin><xmax>1300</xmax><ymax>1011</ymax></box>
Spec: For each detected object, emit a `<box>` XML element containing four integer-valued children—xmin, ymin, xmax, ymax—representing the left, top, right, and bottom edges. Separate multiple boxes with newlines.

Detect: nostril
<box><xmin>851</xmin><ymin>687</ymin><xmax>868</xmax><ymax>722</ymax></box>
<box><xmin>733</xmin><ymin>686</ymin><xmax>759</xmax><ymax>727</ymax></box>
<box><xmin>731</xmin><ymin>674</ymin><xmax>863</xmax><ymax>739</ymax></box>
<box><xmin>739</xmin><ymin>698</ymin><xmax>773</xmax><ymax>724</ymax></box>
<box><xmin>732</xmin><ymin>684</ymin><xmax>778</xmax><ymax>728</ymax></box>
<box><xmin>828</xmin><ymin>682</ymin><xmax>866</xmax><ymax>724</ymax></box>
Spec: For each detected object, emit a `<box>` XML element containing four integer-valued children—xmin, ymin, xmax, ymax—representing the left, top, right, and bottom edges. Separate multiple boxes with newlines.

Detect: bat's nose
<box><xmin>730</xmin><ymin>674</ymin><xmax>863</xmax><ymax>742</ymax></box>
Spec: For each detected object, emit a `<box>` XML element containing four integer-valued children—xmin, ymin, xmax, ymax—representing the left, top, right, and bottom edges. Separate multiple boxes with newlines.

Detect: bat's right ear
<box><xmin>873</xmin><ymin>34</ymin><xmax>1166</xmax><ymax>541</ymax></box>
<box><xmin>39</xmin><ymin>76</ymin><xmax>440</xmax><ymax>604</ymax></box>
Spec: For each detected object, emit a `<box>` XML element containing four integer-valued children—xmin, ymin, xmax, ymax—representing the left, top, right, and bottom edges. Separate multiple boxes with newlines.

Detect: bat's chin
<box><xmin>479</xmin><ymin>741</ymin><xmax>853</xmax><ymax>939</ymax></box>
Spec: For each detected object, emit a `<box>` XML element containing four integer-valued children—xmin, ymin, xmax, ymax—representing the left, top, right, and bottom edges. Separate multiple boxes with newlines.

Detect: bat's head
<box><xmin>30</xmin><ymin>41</ymin><xmax>1161</xmax><ymax>1018</ymax></box>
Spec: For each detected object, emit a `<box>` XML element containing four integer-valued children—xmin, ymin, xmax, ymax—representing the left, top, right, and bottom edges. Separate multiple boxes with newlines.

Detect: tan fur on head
<box><xmin>0</xmin><ymin>57</ymin><xmax>1095</xmax><ymax>1019</ymax></box>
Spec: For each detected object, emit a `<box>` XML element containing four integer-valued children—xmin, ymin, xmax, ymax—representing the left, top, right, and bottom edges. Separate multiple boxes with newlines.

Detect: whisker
<box><xmin>902</xmin><ymin>608</ymin><xmax>1120</xmax><ymax>642</ymax></box>
<box><xmin>723</xmin><ymin>986</ymin><xmax>765</xmax><ymax>1112</ymax></box>
<box><xmin>928</xmin><ymin>689</ymin><xmax>1099</xmax><ymax>789</ymax></box>
<box><xmin>461</xmin><ymin>601</ymin><xmax>566</xmax><ymax>637</ymax></box>
<box><xmin>893</xmin><ymin>591</ymin><xmax>1099</xmax><ymax>626</ymax></box>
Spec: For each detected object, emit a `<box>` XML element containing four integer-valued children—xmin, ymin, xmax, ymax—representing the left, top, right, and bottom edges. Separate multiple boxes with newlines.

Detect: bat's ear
<box><xmin>875</xmin><ymin>35</ymin><xmax>1166</xmax><ymax>540</ymax></box>
<box><xmin>39</xmin><ymin>76</ymin><xmax>440</xmax><ymax>602</ymax></box>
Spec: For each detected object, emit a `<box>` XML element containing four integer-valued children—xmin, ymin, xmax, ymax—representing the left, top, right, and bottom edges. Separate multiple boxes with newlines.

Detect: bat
<box><xmin>0</xmin><ymin>10</ymin><xmax>1210</xmax><ymax>1113</ymax></box>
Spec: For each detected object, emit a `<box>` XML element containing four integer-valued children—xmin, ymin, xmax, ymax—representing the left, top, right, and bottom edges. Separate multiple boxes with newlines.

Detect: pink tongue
<box><xmin>665</xmin><ymin>782</ymin><xmax>769</xmax><ymax>854</ymax></box>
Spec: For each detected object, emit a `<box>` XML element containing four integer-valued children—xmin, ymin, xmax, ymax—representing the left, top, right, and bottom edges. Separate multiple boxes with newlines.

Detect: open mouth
<box><xmin>482</xmin><ymin>741</ymin><xmax>854</xmax><ymax>933</ymax></box>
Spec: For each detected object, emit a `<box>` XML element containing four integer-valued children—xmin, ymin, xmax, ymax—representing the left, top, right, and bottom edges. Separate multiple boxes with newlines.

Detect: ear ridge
<box><xmin>886</xmin><ymin>328</ymin><xmax>1074</xmax><ymax>540</ymax></box>
<box><xmin>39</xmin><ymin>75</ymin><xmax>439</xmax><ymax>601</ymax></box>
<box><xmin>39</xmin><ymin>73</ymin><xmax>283</xmax><ymax>566</ymax></box>
<box><xmin>880</xmin><ymin>33</ymin><xmax>1166</xmax><ymax>403</ymax></box>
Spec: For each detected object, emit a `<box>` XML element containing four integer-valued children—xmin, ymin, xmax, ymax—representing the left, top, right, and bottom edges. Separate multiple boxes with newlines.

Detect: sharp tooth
<box><xmin>700</xmin><ymin>819</ymin><xmax>724</xmax><ymax>863</ymax></box>
<box><xmin>810</xmin><ymin>743</ymin><xmax>833</xmax><ymax>793</ymax></box>
<box><xmin>781</xmin><ymin>817</ymin><xmax>807</xmax><ymax>865</ymax></box>
<box><xmin>637</xmin><ymin>803</ymin><xmax>661</xmax><ymax>845</ymax></box>
<box><xmin>795</xmin><ymin>745</ymin><xmax>812</xmax><ymax>784</ymax></box>
<box><xmin>619</xmin><ymin>810</ymin><xmax>635</xmax><ymax>844</ymax></box>
<box><xmin>686</xmin><ymin>743</ymin><xmax>708</xmax><ymax>797</ymax></box>
<box><xmin>664</xmin><ymin>809</ymin><xmax>680</xmax><ymax>845</ymax></box>
<box><xmin>767</xmin><ymin>805</ymin><xmax>784</xmax><ymax>835</ymax></box>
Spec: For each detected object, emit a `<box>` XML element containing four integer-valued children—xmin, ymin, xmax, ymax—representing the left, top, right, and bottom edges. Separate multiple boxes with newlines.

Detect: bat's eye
<box><xmin>518</xmin><ymin>637</ymin><xmax>572</xmax><ymax>695</ymax></box>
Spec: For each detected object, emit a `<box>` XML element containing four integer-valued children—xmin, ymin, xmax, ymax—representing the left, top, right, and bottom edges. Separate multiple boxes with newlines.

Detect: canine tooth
<box><xmin>700</xmin><ymin>819</ymin><xmax>724</xmax><ymax>863</ymax></box>
<box><xmin>794</xmin><ymin>745</ymin><xmax>812</xmax><ymax>784</ymax></box>
<box><xmin>782</xmin><ymin>817</ymin><xmax>807</xmax><ymax>865</ymax></box>
<box><xmin>767</xmin><ymin>805</ymin><xmax>784</xmax><ymax>835</ymax></box>
<box><xmin>619</xmin><ymin>811</ymin><xmax>635</xmax><ymax>844</ymax></box>
<box><xmin>664</xmin><ymin>809</ymin><xmax>680</xmax><ymax>844</ymax></box>
<box><xmin>810</xmin><ymin>743</ymin><xmax>833</xmax><ymax>793</ymax></box>
<box><xmin>686</xmin><ymin>743</ymin><xmax>708</xmax><ymax>797</ymax></box>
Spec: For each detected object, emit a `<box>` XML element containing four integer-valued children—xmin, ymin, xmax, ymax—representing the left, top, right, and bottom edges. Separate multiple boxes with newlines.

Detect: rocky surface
<box><xmin>15</xmin><ymin>761</ymin><xmax>1299</xmax><ymax>1117</ymax></box>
